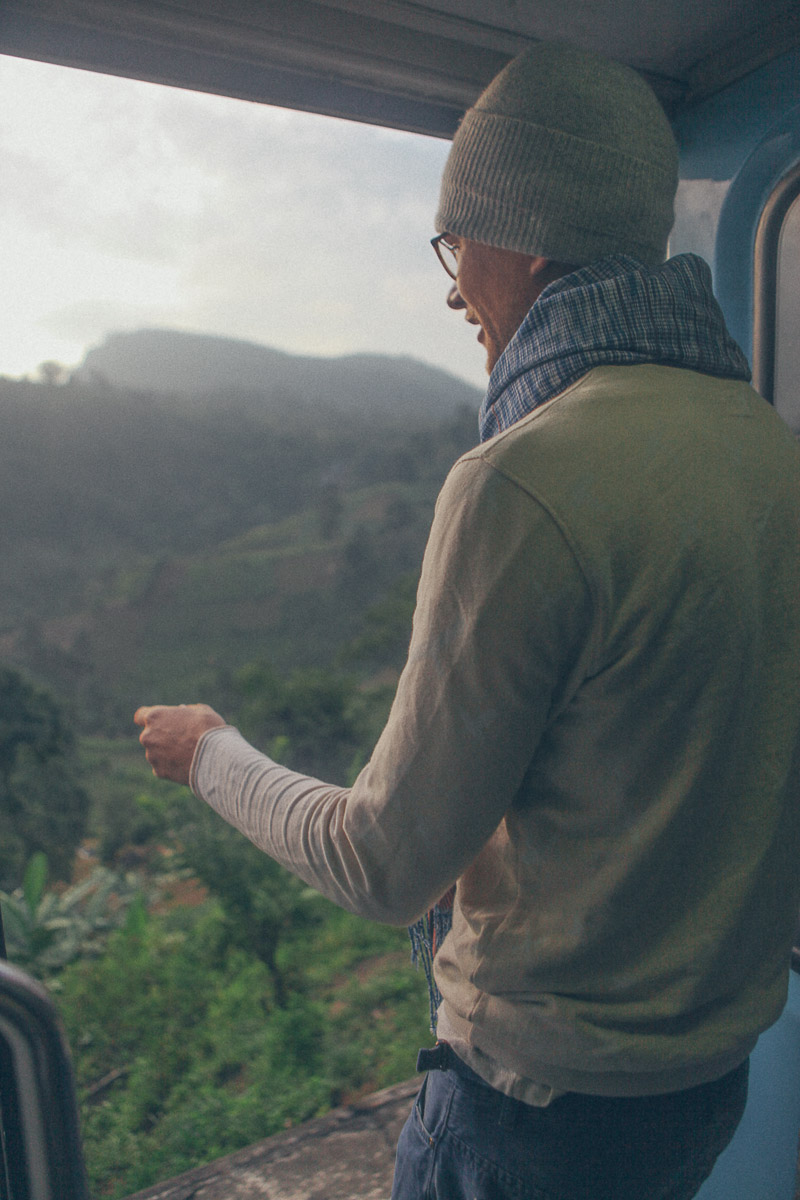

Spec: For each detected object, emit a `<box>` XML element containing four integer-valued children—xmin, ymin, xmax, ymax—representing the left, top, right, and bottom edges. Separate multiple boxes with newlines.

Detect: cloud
<box><xmin>0</xmin><ymin>54</ymin><xmax>485</xmax><ymax>389</ymax></box>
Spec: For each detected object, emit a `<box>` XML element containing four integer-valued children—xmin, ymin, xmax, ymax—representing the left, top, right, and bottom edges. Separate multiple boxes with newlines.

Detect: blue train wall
<box><xmin>672</xmin><ymin>46</ymin><xmax>800</xmax><ymax>1200</ymax></box>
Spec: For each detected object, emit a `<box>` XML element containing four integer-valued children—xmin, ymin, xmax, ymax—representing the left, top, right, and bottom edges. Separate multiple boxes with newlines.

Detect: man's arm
<box><xmin>136</xmin><ymin>456</ymin><xmax>593</xmax><ymax>924</ymax></box>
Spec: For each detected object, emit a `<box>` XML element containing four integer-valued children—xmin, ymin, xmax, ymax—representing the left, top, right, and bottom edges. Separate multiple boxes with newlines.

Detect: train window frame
<box><xmin>0</xmin><ymin>959</ymin><xmax>90</xmax><ymax>1200</ymax></box>
<box><xmin>752</xmin><ymin>160</ymin><xmax>800</xmax><ymax>407</ymax></box>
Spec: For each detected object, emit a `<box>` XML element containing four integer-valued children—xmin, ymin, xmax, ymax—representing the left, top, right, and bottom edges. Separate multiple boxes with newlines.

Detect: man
<box><xmin>136</xmin><ymin>43</ymin><xmax>800</xmax><ymax>1200</ymax></box>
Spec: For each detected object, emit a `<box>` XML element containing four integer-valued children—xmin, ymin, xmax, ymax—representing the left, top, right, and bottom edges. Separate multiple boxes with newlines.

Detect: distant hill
<box><xmin>76</xmin><ymin>329</ymin><xmax>481</xmax><ymax>421</ymax></box>
<box><xmin>0</xmin><ymin>351</ymin><xmax>480</xmax><ymax>730</ymax></box>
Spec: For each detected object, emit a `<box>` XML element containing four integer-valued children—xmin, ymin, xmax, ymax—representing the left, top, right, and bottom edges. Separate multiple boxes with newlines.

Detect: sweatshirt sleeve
<box><xmin>191</xmin><ymin>455</ymin><xmax>593</xmax><ymax>925</ymax></box>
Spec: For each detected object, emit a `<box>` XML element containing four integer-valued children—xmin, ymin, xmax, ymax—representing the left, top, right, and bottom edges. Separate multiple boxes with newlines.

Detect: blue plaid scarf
<box><xmin>480</xmin><ymin>253</ymin><xmax>750</xmax><ymax>440</ymax></box>
<box><xmin>411</xmin><ymin>253</ymin><xmax>751</xmax><ymax>1031</ymax></box>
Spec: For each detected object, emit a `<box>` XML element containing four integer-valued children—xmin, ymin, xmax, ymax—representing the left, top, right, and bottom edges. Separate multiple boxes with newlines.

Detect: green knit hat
<box><xmin>436</xmin><ymin>43</ymin><xmax>679</xmax><ymax>268</ymax></box>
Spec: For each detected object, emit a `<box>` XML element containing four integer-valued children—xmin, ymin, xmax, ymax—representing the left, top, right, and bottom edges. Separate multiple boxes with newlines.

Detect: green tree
<box><xmin>166</xmin><ymin>794</ymin><xmax>324</xmax><ymax>1007</ymax></box>
<box><xmin>235</xmin><ymin>662</ymin><xmax>363</xmax><ymax>783</ymax></box>
<box><xmin>36</xmin><ymin>360</ymin><xmax>69</xmax><ymax>387</ymax></box>
<box><xmin>0</xmin><ymin>852</ymin><xmax>144</xmax><ymax>977</ymax></box>
<box><xmin>316</xmin><ymin>479</ymin><xmax>344</xmax><ymax>540</ymax></box>
<box><xmin>339</xmin><ymin>570</ymin><xmax>418</xmax><ymax>674</ymax></box>
<box><xmin>0</xmin><ymin>667</ymin><xmax>89</xmax><ymax>888</ymax></box>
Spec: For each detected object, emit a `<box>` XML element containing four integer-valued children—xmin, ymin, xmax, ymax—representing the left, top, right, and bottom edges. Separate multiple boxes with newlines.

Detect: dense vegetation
<box><xmin>0</xmin><ymin>364</ymin><xmax>477</xmax><ymax>731</ymax></box>
<box><xmin>2</xmin><ymin>779</ymin><xmax>431</xmax><ymax>1196</ymax></box>
<box><xmin>0</xmin><ymin>667</ymin><xmax>88</xmax><ymax>888</ymax></box>
<box><xmin>0</xmin><ymin>348</ymin><xmax>480</xmax><ymax>1196</ymax></box>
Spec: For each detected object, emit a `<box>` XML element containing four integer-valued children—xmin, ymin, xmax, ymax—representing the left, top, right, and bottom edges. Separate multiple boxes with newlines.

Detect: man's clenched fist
<box><xmin>134</xmin><ymin>703</ymin><xmax>226</xmax><ymax>785</ymax></box>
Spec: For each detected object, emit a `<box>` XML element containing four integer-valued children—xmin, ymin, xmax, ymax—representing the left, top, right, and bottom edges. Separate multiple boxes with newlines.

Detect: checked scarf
<box><xmin>410</xmin><ymin>253</ymin><xmax>751</xmax><ymax>1031</ymax></box>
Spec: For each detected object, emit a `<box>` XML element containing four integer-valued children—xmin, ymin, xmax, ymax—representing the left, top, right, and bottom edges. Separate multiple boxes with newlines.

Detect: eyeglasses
<box><xmin>431</xmin><ymin>233</ymin><xmax>458</xmax><ymax>280</ymax></box>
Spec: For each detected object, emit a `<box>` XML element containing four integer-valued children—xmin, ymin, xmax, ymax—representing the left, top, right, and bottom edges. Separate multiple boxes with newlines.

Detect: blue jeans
<box><xmin>391</xmin><ymin>1043</ymin><xmax>749</xmax><ymax>1200</ymax></box>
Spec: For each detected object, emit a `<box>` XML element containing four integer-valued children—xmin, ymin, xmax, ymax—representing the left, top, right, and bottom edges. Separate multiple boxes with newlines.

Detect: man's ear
<box><xmin>529</xmin><ymin>257</ymin><xmax>575</xmax><ymax>285</ymax></box>
<box><xmin>528</xmin><ymin>256</ymin><xmax>553</xmax><ymax>280</ymax></box>
<box><xmin>526</xmin><ymin>257</ymin><xmax>577</xmax><ymax>305</ymax></box>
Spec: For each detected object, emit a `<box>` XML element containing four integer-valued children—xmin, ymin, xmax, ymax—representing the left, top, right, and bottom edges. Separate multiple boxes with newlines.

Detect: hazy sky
<box><xmin>0</xmin><ymin>53</ymin><xmax>487</xmax><ymax>389</ymax></box>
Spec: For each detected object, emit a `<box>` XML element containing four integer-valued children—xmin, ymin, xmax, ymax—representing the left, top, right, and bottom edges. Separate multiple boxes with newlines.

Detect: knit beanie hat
<box><xmin>436</xmin><ymin>43</ymin><xmax>679</xmax><ymax>268</ymax></box>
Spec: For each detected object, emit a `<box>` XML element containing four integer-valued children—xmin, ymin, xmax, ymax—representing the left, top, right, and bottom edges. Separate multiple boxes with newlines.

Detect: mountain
<box><xmin>76</xmin><ymin>329</ymin><xmax>482</xmax><ymax>421</ymax></box>
<box><xmin>0</xmin><ymin>346</ymin><xmax>480</xmax><ymax>729</ymax></box>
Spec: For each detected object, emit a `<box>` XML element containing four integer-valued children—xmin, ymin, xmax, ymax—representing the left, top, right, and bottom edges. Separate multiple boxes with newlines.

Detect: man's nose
<box><xmin>446</xmin><ymin>284</ymin><xmax>465</xmax><ymax>310</ymax></box>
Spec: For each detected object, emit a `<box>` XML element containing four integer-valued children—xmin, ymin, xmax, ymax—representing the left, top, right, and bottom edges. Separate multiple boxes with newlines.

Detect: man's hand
<box><xmin>134</xmin><ymin>704</ymin><xmax>226</xmax><ymax>786</ymax></box>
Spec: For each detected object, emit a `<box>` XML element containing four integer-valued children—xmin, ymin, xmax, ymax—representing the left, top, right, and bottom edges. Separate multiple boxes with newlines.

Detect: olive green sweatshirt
<box><xmin>192</xmin><ymin>364</ymin><xmax>800</xmax><ymax>1097</ymax></box>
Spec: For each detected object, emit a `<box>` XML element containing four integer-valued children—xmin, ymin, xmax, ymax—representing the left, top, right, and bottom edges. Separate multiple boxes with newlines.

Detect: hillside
<box><xmin>1</xmin><ymin>342</ymin><xmax>481</xmax><ymax>730</ymax></box>
<box><xmin>0</xmin><ymin>340</ymin><xmax>480</xmax><ymax>1193</ymax></box>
